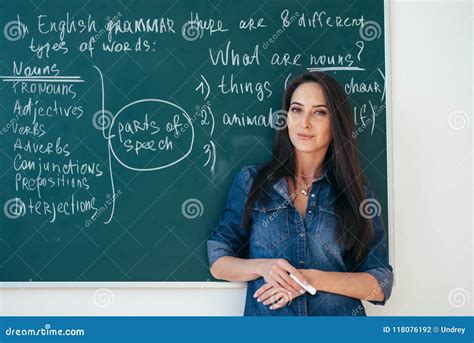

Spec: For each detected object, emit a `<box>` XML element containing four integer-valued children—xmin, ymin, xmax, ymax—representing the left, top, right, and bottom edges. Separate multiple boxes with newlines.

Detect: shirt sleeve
<box><xmin>354</xmin><ymin>185</ymin><xmax>394</xmax><ymax>306</ymax></box>
<box><xmin>207</xmin><ymin>166</ymin><xmax>253</xmax><ymax>270</ymax></box>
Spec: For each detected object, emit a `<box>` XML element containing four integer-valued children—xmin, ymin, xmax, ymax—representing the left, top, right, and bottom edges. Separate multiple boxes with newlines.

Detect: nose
<box><xmin>300</xmin><ymin>111</ymin><xmax>311</xmax><ymax>129</ymax></box>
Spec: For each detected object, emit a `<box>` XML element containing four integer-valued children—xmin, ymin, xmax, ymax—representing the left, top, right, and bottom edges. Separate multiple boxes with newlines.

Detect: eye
<box><xmin>290</xmin><ymin>107</ymin><xmax>302</xmax><ymax>113</ymax></box>
<box><xmin>314</xmin><ymin>110</ymin><xmax>327</xmax><ymax>116</ymax></box>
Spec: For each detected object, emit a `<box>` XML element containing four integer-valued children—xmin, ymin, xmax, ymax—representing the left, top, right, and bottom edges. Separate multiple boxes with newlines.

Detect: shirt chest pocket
<box><xmin>316</xmin><ymin>205</ymin><xmax>344</xmax><ymax>255</ymax></box>
<box><xmin>249</xmin><ymin>200</ymin><xmax>291</xmax><ymax>251</ymax></box>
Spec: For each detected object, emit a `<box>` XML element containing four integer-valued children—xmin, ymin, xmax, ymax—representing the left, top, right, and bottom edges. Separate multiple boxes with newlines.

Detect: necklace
<box><xmin>292</xmin><ymin>174</ymin><xmax>320</xmax><ymax>197</ymax></box>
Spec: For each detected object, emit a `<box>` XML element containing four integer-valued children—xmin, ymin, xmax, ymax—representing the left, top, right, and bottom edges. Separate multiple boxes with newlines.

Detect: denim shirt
<box><xmin>207</xmin><ymin>164</ymin><xmax>394</xmax><ymax>316</ymax></box>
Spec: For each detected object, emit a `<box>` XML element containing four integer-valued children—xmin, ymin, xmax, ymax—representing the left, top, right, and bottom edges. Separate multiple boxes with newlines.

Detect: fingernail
<box><xmin>257</xmin><ymin>298</ymin><xmax>261</xmax><ymax>302</ymax></box>
<box><xmin>253</xmin><ymin>292</ymin><xmax>257</xmax><ymax>298</ymax></box>
<box><xmin>269</xmin><ymin>306</ymin><xmax>273</xmax><ymax>310</ymax></box>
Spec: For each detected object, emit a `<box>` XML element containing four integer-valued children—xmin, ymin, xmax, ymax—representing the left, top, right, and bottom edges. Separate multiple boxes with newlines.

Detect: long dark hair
<box><xmin>242</xmin><ymin>71</ymin><xmax>374</xmax><ymax>265</ymax></box>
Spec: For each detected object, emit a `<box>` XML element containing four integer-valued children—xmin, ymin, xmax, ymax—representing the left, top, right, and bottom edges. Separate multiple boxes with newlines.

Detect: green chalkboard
<box><xmin>0</xmin><ymin>0</ymin><xmax>388</xmax><ymax>282</ymax></box>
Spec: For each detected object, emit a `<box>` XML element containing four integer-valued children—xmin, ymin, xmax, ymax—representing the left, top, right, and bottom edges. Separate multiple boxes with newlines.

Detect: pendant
<box><xmin>301</xmin><ymin>189</ymin><xmax>308</xmax><ymax>196</ymax></box>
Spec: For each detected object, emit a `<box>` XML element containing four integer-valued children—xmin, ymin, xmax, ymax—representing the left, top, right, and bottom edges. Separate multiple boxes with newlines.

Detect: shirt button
<box><xmin>308</xmin><ymin>210</ymin><xmax>312</xmax><ymax>213</ymax></box>
<box><xmin>311</xmin><ymin>193</ymin><xmax>315</xmax><ymax>198</ymax></box>
<box><xmin>299</xmin><ymin>260</ymin><xmax>305</xmax><ymax>264</ymax></box>
<box><xmin>299</xmin><ymin>233</ymin><xmax>305</xmax><ymax>238</ymax></box>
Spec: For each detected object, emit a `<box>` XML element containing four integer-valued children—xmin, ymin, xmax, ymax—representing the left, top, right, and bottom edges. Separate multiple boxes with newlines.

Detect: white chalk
<box><xmin>290</xmin><ymin>273</ymin><xmax>317</xmax><ymax>295</ymax></box>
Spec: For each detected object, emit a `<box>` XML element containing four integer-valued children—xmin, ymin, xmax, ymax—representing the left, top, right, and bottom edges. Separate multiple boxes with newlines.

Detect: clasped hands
<box><xmin>254</xmin><ymin>258</ymin><xmax>312</xmax><ymax>310</ymax></box>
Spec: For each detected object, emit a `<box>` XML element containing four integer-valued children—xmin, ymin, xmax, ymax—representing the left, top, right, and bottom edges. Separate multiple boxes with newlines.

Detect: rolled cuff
<box><xmin>207</xmin><ymin>239</ymin><xmax>236</xmax><ymax>269</ymax></box>
<box><xmin>364</xmin><ymin>266</ymin><xmax>394</xmax><ymax>305</ymax></box>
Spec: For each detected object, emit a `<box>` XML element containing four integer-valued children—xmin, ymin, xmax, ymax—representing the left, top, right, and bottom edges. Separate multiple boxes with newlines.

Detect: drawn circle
<box><xmin>108</xmin><ymin>99</ymin><xmax>194</xmax><ymax>172</ymax></box>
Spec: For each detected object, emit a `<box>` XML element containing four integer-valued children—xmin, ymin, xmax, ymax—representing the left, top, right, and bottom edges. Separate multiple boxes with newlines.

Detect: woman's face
<box><xmin>287</xmin><ymin>82</ymin><xmax>333</xmax><ymax>154</ymax></box>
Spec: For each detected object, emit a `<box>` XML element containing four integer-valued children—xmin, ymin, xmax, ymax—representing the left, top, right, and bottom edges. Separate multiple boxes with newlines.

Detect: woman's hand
<box><xmin>257</xmin><ymin>258</ymin><xmax>309</xmax><ymax>295</ymax></box>
<box><xmin>253</xmin><ymin>282</ymin><xmax>305</xmax><ymax>310</ymax></box>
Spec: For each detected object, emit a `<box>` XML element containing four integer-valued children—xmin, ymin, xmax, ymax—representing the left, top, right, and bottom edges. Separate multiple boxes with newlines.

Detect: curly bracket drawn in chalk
<box><xmin>94</xmin><ymin>65</ymin><xmax>117</xmax><ymax>224</ymax></box>
<box><xmin>200</xmin><ymin>104</ymin><xmax>215</xmax><ymax>136</ymax></box>
<box><xmin>195</xmin><ymin>74</ymin><xmax>210</xmax><ymax>100</ymax></box>
<box><xmin>203</xmin><ymin>141</ymin><xmax>216</xmax><ymax>176</ymax></box>
<box><xmin>93</xmin><ymin>66</ymin><xmax>195</xmax><ymax>224</ymax></box>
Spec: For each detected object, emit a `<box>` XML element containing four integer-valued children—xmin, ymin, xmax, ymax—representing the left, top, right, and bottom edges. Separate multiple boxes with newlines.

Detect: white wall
<box><xmin>383</xmin><ymin>0</ymin><xmax>472</xmax><ymax>316</ymax></box>
<box><xmin>1</xmin><ymin>0</ymin><xmax>472</xmax><ymax>316</ymax></box>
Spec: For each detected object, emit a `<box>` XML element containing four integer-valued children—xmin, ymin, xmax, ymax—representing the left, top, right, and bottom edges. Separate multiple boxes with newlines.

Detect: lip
<box><xmin>297</xmin><ymin>133</ymin><xmax>314</xmax><ymax>140</ymax></box>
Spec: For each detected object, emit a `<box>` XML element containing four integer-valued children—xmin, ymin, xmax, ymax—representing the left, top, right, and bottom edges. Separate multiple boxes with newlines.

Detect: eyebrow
<box><xmin>290</xmin><ymin>101</ymin><xmax>329</xmax><ymax>109</ymax></box>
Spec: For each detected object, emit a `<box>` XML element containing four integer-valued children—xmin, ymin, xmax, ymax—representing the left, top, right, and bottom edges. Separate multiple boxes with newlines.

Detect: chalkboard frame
<box><xmin>0</xmin><ymin>0</ymin><xmax>395</xmax><ymax>288</ymax></box>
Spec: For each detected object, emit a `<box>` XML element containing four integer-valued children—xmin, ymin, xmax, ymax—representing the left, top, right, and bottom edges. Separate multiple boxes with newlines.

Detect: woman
<box><xmin>207</xmin><ymin>71</ymin><xmax>394</xmax><ymax>316</ymax></box>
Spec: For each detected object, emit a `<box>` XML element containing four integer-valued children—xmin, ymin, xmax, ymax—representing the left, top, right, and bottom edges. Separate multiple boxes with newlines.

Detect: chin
<box><xmin>293</xmin><ymin>144</ymin><xmax>318</xmax><ymax>153</ymax></box>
